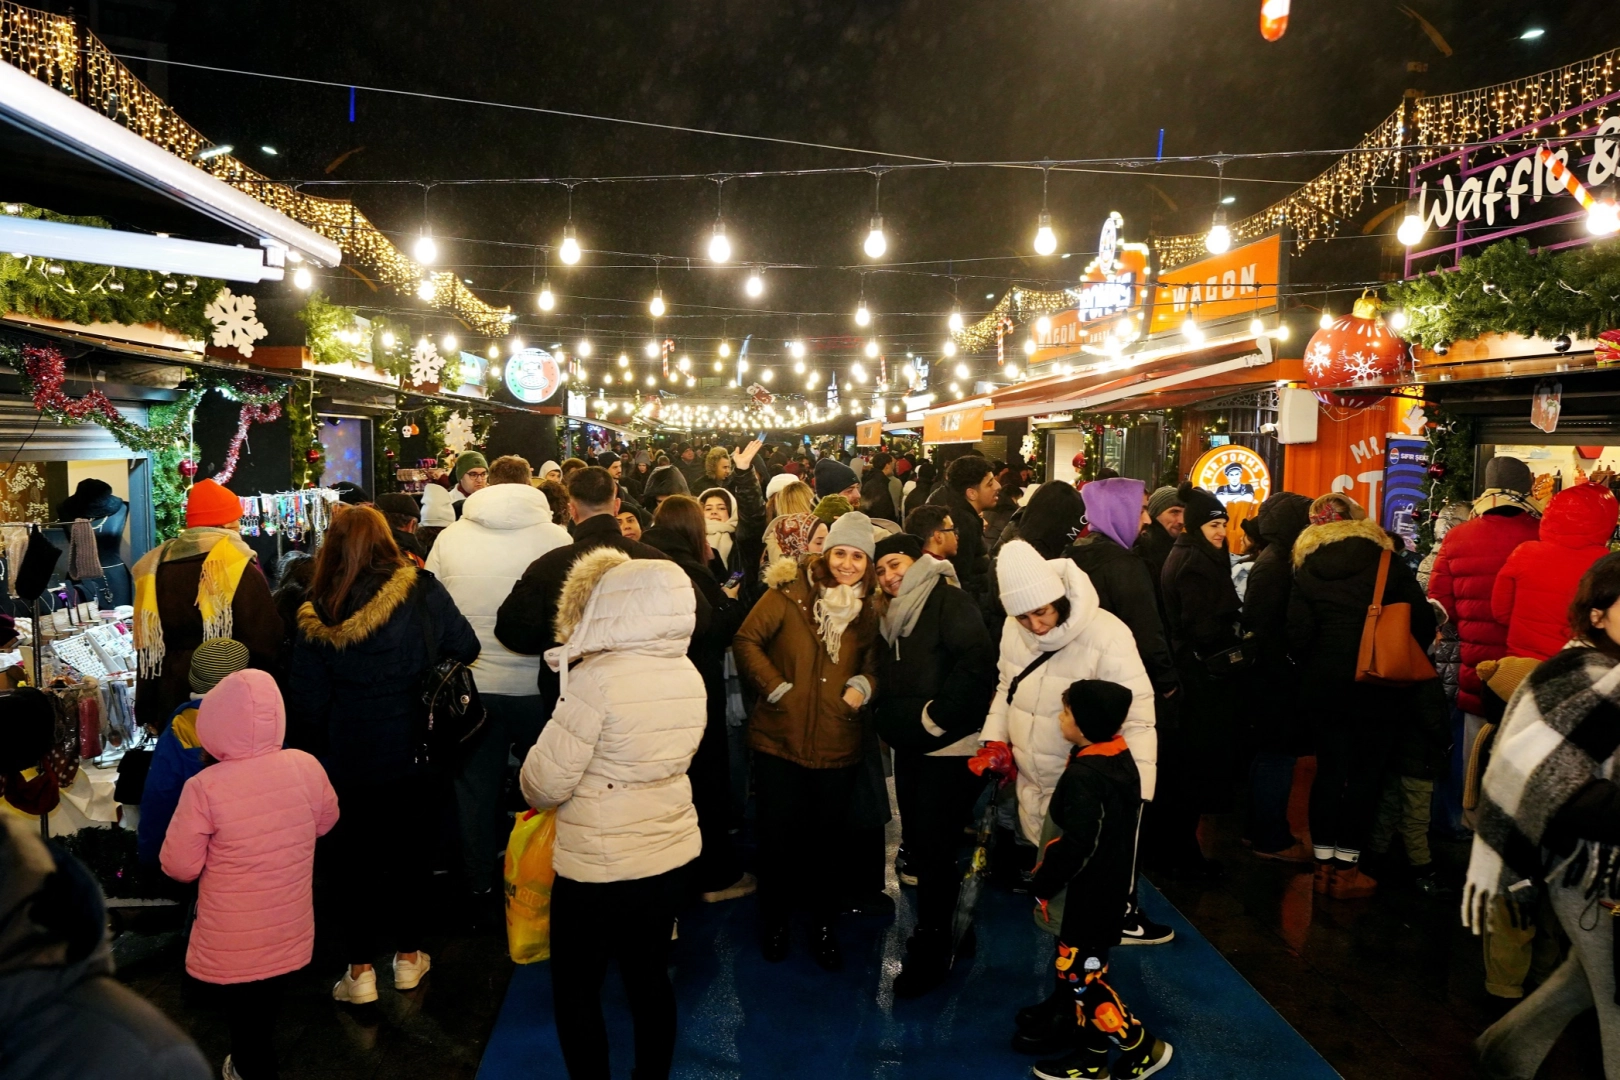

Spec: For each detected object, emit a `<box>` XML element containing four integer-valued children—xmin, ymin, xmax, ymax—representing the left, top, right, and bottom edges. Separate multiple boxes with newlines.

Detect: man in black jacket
<box><xmin>928</xmin><ymin>455</ymin><xmax>1000</xmax><ymax>615</ymax></box>
<box><xmin>1132</xmin><ymin>485</ymin><xmax>1184</xmax><ymax>594</ymax></box>
<box><xmin>860</xmin><ymin>453</ymin><xmax>899</xmax><ymax>521</ymax></box>
<box><xmin>494</xmin><ymin>467</ymin><xmax>706</xmax><ymax>715</ymax></box>
<box><xmin>872</xmin><ymin>533</ymin><xmax>997</xmax><ymax>997</ymax></box>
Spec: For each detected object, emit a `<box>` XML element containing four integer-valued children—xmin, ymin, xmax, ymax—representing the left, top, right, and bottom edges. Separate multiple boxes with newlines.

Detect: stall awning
<box><xmin>0</xmin><ymin>59</ymin><xmax>340</xmax><ymax>269</ymax></box>
<box><xmin>985</xmin><ymin>333</ymin><xmax>1279</xmax><ymax>420</ymax></box>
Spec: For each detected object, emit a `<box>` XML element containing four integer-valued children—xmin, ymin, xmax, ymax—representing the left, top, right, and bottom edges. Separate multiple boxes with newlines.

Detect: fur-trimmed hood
<box><xmin>1292</xmin><ymin>517</ymin><xmax>1393</xmax><ymax>570</ymax></box>
<box><xmin>546</xmin><ymin>549</ymin><xmax>695</xmax><ymax>694</ymax></box>
<box><xmin>763</xmin><ymin>555</ymin><xmax>803</xmax><ymax>590</ymax></box>
<box><xmin>296</xmin><ymin>565</ymin><xmax>417</xmax><ymax>649</ymax></box>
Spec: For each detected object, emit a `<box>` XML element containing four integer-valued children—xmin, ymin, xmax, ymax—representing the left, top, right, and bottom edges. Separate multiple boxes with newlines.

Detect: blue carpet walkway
<box><xmin>478</xmin><ymin>876</ymin><xmax>1340</xmax><ymax>1079</ymax></box>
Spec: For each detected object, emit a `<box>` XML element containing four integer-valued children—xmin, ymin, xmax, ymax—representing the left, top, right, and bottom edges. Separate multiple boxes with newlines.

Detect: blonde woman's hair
<box><xmin>769</xmin><ymin>479</ymin><xmax>816</xmax><ymax>518</ymax></box>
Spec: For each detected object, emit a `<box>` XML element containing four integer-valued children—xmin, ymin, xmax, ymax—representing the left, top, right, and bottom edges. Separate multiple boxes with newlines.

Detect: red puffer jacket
<box><xmin>1428</xmin><ymin>509</ymin><xmax>1540</xmax><ymax>714</ymax></box>
<box><xmin>1492</xmin><ymin>483</ymin><xmax>1619</xmax><ymax>661</ymax></box>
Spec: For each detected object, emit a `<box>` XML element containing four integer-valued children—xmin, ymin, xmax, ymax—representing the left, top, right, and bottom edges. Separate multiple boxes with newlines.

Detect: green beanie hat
<box><xmin>453</xmin><ymin>451</ymin><xmax>488</xmax><ymax>481</ymax></box>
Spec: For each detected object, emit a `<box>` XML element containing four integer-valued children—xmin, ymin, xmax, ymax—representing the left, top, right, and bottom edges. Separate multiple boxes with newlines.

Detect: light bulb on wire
<box><xmin>1588</xmin><ymin>201</ymin><xmax>1620</xmax><ymax>236</ymax></box>
<box><xmin>417</xmin><ymin>277</ymin><xmax>436</xmax><ymax>301</ymax></box>
<box><xmin>537</xmin><ymin>280</ymin><xmax>556</xmax><ymax>311</ymax></box>
<box><xmin>1396</xmin><ymin>214</ymin><xmax>1425</xmax><ymax>246</ymax></box>
<box><xmin>644</xmin><ymin>340</ymin><xmax>660</xmax><ymax>359</ymax></box>
<box><xmin>745</xmin><ymin>268</ymin><xmax>764</xmax><ymax>297</ymax></box>
<box><xmin>1319</xmin><ymin>310</ymin><xmax>1335</xmax><ymax>329</ymax></box>
<box><xmin>1023</xmin><ymin>337</ymin><xmax>1037</xmax><ymax>356</ymax></box>
<box><xmin>718</xmin><ymin>341</ymin><xmax>732</xmax><ymax>358</ymax></box>
<box><xmin>948</xmin><ymin>309</ymin><xmax>964</xmax><ymax>333</ymax></box>
<box><xmin>790</xmin><ymin>339</ymin><xmax>807</xmax><ymax>360</ymax></box>
<box><xmin>1205</xmin><ymin>209</ymin><xmax>1231</xmax><ymax>255</ymax></box>
<box><xmin>708</xmin><ymin>220</ymin><xmax>731</xmax><ymax>263</ymax></box>
<box><xmin>558</xmin><ymin>224</ymin><xmax>581</xmax><ymax>265</ymax></box>
<box><xmin>863</xmin><ymin>214</ymin><xmax>887</xmax><ymax>259</ymax></box>
<box><xmin>576</xmin><ymin>338</ymin><xmax>593</xmax><ymax>358</ymax></box>
<box><xmin>1033</xmin><ymin>210</ymin><xmax>1058</xmax><ymax>256</ymax></box>
<box><xmin>441</xmin><ymin>333</ymin><xmax>458</xmax><ymax>352</ymax></box>
<box><xmin>618</xmin><ymin>353</ymin><xmax>629</xmax><ymax>368</ymax></box>
<box><xmin>292</xmin><ymin>266</ymin><xmax>313</xmax><ymax>291</ymax></box>
<box><xmin>485</xmin><ymin>342</ymin><xmax>497</xmax><ymax>359</ymax></box>
<box><xmin>1389</xmin><ymin>309</ymin><xmax>1409</xmax><ymax>331</ymax></box>
<box><xmin>865</xmin><ymin>339</ymin><xmax>880</xmax><ymax>359</ymax></box>
<box><xmin>854</xmin><ymin>300</ymin><xmax>871</xmax><ymax>327</ymax></box>
<box><xmin>414</xmin><ymin>230</ymin><xmax>437</xmax><ymax>265</ymax></box>
<box><xmin>942</xmin><ymin>339</ymin><xmax>958</xmax><ymax>358</ymax></box>
<box><xmin>649</xmin><ymin>290</ymin><xmax>666</xmax><ymax>318</ymax></box>
<box><xmin>1035</xmin><ymin>314</ymin><xmax>1052</xmax><ymax>335</ymax></box>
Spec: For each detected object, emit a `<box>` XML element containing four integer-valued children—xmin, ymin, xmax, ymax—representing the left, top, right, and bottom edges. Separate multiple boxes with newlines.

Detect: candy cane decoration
<box><xmin>1260</xmin><ymin>0</ymin><xmax>1290</xmax><ymax>41</ymax></box>
<box><xmin>1537</xmin><ymin>145</ymin><xmax>1620</xmax><ymax>234</ymax></box>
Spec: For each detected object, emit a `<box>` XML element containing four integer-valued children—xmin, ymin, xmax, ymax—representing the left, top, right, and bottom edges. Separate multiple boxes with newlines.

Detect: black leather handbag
<box><xmin>411</xmin><ymin>585</ymin><xmax>486</xmax><ymax>766</ymax></box>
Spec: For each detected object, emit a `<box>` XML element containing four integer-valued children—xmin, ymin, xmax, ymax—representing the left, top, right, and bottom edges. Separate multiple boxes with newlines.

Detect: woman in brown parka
<box><xmin>734</xmin><ymin>510</ymin><xmax>881</xmax><ymax>973</ymax></box>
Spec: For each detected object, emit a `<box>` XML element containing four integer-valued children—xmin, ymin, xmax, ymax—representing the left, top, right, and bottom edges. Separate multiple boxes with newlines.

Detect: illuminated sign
<box><xmin>1030</xmin><ymin>213</ymin><xmax>1150</xmax><ymax>364</ymax></box>
<box><xmin>504</xmin><ymin>348</ymin><xmax>562</xmax><ymax>404</ymax></box>
<box><xmin>1191</xmin><ymin>445</ymin><xmax>1271</xmax><ymax>507</ymax></box>
<box><xmin>1148</xmin><ymin>233</ymin><xmax>1281</xmax><ymax>335</ymax></box>
<box><xmin>922</xmin><ymin>405</ymin><xmax>986</xmax><ymax>445</ymax></box>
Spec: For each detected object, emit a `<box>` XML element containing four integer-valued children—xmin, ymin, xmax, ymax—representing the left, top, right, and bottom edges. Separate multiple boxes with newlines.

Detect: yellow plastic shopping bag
<box><xmin>504</xmin><ymin>807</ymin><xmax>557</xmax><ymax>963</ymax></box>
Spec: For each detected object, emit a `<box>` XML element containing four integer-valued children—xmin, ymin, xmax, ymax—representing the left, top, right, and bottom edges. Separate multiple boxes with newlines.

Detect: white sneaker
<box><xmin>701</xmin><ymin>871</ymin><xmax>759</xmax><ymax>903</ymax></box>
<box><xmin>332</xmin><ymin>967</ymin><xmax>378</xmax><ymax>1004</ymax></box>
<box><xmin>393</xmin><ymin>951</ymin><xmax>431</xmax><ymax>990</ymax></box>
<box><xmin>221</xmin><ymin>1055</ymin><xmax>244</xmax><ymax>1080</ymax></box>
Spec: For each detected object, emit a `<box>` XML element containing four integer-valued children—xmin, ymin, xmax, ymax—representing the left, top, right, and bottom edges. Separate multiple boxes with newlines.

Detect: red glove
<box><xmin>968</xmin><ymin>740</ymin><xmax>1016</xmax><ymax>782</ymax></box>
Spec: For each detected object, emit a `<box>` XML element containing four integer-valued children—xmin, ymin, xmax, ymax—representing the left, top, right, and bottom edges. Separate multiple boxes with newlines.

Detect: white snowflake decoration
<box><xmin>204</xmin><ymin>288</ymin><xmax>269</xmax><ymax>357</ymax></box>
<box><xmin>1303</xmin><ymin>340</ymin><xmax>1335</xmax><ymax>376</ymax></box>
<box><xmin>1342</xmin><ymin>350</ymin><xmax>1383</xmax><ymax>382</ymax></box>
<box><xmin>443</xmin><ymin>412</ymin><xmax>475</xmax><ymax>454</ymax></box>
<box><xmin>409</xmin><ymin>338</ymin><xmax>446</xmax><ymax>385</ymax></box>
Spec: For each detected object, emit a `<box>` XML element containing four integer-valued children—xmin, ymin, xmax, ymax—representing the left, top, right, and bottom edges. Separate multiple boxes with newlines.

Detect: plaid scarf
<box><xmin>1463</xmin><ymin>646</ymin><xmax>1620</xmax><ymax>933</ymax></box>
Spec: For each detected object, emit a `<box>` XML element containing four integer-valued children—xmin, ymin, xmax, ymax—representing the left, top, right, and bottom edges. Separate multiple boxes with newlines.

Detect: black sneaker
<box><xmin>1111</xmin><ymin>1036</ymin><xmax>1173</xmax><ymax>1079</ymax></box>
<box><xmin>1118</xmin><ymin>914</ymin><xmax>1174</xmax><ymax>946</ymax></box>
<box><xmin>896</xmin><ymin>850</ymin><xmax>919</xmax><ymax>888</ymax></box>
<box><xmin>1033</xmin><ymin>1036</ymin><xmax>1110</xmax><ymax>1080</ymax></box>
<box><xmin>842</xmin><ymin>891</ymin><xmax>896</xmax><ymax>917</ymax></box>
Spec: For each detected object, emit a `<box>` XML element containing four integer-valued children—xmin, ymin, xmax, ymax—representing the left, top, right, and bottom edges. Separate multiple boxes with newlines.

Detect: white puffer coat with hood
<box><xmin>519</xmin><ymin>549</ymin><xmax>706</xmax><ymax>882</ymax></box>
<box><xmin>980</xmin><ymin>557</ymin><xmax>1157</xmax><ymax>842</ymax></box>
<box><xmin>425</xmin><ymin>482</ymin><xmax>571</xmax><ymax>695</ymax></box>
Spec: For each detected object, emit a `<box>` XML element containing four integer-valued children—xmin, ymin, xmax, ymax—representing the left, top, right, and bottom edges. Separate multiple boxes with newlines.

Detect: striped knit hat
<box><xmin>189</xmin><ymin>637</ymin><xmax>250</xmax><ymax>694</ymax></box>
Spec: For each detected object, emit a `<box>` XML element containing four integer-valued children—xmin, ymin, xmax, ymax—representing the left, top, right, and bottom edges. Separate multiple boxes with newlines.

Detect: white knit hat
<box><xmin>997</xmin><ymin>539</ymin><xmax>1064</xmax><ymax>616</ymax></box>
<box><xmin>766</xmin><ymin>473</ymin><xmax>798</xmax><ymax>501</ymax></box>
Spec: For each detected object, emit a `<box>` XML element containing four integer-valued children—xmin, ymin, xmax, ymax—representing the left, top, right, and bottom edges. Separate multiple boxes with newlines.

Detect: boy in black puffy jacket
<box><xmin>1023</xmin><ymin>680</ymin><xmax>1174</xmax><ymax>1080</ymax></box>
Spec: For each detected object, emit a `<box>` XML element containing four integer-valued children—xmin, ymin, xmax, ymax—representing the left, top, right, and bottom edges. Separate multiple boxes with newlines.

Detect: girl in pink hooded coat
<box><xmin>161</xmin><ymin>669</ymin><xmax>339</xmax><ymax>1080</ymax></box>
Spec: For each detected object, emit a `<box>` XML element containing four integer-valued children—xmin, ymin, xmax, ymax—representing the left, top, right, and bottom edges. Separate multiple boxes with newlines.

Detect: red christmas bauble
<box><xmin>306</xmin><ymin>447</ymin><xmax>322</xmax><ymax>462</ymax></box>
<box><xmin>178</xmin><ymin>459</ymin><xmax>198</xmax><ymax>477</ymax></box>
<box><xmin>1303</xmin><ymin>297</ymin><xmax>1409</xmax><ymax>411</ymax></box>
<box><xmin>1426</xmin><ymin>462</ymin><xmax>1447</xmax><ymax>481</ymax></box>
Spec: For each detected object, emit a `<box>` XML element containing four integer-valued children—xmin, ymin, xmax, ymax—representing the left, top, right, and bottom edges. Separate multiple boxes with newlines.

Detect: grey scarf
<box><xmin>880</xmin><ymin>555</ymin><xmax>958</xmax><ymax>651</ymax></box>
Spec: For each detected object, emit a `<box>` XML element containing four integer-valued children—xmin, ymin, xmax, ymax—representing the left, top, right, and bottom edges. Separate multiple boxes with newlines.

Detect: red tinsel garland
<box><xmin>23</xmin><ymin>344</ymin><xmax>124</xmax><ymax>423</ymax></box>
<box><xmin>213</xmin><ymin>402</ymin><xmax>282</xmax><ymax>483</ymax></box>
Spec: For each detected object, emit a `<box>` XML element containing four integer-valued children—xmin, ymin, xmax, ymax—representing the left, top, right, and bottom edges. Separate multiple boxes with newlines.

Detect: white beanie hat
<box><xmin>997</xmin><ymin>539</ymin><xmax>1065</xmax><ymax>616</ymax></box>
<box><xmin>822</xmin><ymin>510</ymin><xmax>876</xmax><ymax>559</ymax></box>
<box><xmin>765</xmin><ymin>473</ymin><xmax>798</xmax><ymax>501</ymax></box>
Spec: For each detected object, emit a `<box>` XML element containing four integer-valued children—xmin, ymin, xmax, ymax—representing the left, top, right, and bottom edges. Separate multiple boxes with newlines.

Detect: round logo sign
<box><xmin>1096</xmin><ymin>211</ymin><xmax>1123</xmax><ymax>270</ymax></box>
<box><xmin>504</xmin><ymin>348</ymin><xmax>562</xmax><ymax>404</ymax></box>
<box><xmin>1191</xmin><ymin>445</ymin><xmax>1270</xmax><ymax>508</ymax></box>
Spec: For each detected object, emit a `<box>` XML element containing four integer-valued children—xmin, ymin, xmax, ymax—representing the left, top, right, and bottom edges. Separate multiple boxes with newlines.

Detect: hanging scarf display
<box><xmin>67</xmin><ymin>519</ymin><xmax>101</xmax><ymax>580</ymax></box>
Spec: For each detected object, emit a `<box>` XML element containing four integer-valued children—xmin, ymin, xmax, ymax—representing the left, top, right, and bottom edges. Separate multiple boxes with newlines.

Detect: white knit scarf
<box><xmin>814</xmin><ymin>582</ymin><xmax>865</xmax><ymax>662</ymax></box>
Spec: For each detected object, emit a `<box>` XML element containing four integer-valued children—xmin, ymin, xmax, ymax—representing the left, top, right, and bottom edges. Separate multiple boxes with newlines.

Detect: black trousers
<box><xmin>332</xmin><ymin>778</ymin><xmax>434</xmax><ymax>964</ymax></box>
<box><xmin>215</xmin><ymin>975</ymin><xmax>283</xmax><ymax>1080</ymax></box>
<box><xmin>753</xmin><ymin>752</ymin><xmax>860</xmax><ymax>923</ymax></box>
<box><xmin>893</xmin><ymin>752</ymin><xmax>983</xmax><ymax>933</ymax></box>
<box><xmin>688</xmin><ymin>706</ymin><xmax>743</xmax><ymax>892</ymax></box>
<box><xmin>550</xmin><ymin>865</ymin><xmax>687</xmax><ymax>1080</ymax></box>
<box><xmin>1309</xmin><ymin>686</ymin><xmax>1396</xmax><ymax>859</ymax></box>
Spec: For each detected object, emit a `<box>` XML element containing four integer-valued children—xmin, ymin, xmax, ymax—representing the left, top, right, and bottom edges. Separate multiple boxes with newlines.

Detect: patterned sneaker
<box><xmin>332</xmin><ymin>967</ymin><xmax>378</xmax><ymax>1004</ymax></box>
<box><xmin>1111</xmin><ymin>1036</ymin><xmax>1173</xmax><ymax>1079</ymax></box>
<box><xmin>1033</xmin><ymin>1037</ymin><xmax>1110</xmax><ymax>1080</ymax></box>
<box><xmin>392</xmin><ymin>951</ymin><xmax>431</xmax><ymax>991</ymax></box>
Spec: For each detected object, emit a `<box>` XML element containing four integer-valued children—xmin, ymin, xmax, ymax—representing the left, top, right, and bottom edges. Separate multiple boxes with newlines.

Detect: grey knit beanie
<box><xmin>1147</xmin><ymin>485</ymin><xmax>1184</xmax><ymax>521</ymax></box>
<box><xmin>822</xmin><ymin>510</ymin><xmax>876</xmax><ymax>558</ymax></box>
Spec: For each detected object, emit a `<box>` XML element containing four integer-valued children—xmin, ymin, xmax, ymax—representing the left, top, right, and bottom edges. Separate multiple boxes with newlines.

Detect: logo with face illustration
<box><xmin>1192</xmin><ymin>445</ymin><xmax>1270</xmax><ymax>507</ymax></box>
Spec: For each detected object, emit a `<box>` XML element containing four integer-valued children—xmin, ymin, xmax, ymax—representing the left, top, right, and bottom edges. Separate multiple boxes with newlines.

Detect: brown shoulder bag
<box><xmin>1355</xmin><ymin>549</ymin><xmax>1439</xmax><ymax>686</ymax></box>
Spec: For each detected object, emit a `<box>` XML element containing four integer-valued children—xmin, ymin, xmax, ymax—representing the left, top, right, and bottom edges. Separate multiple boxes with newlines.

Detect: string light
<box><xmin>602</xmin><ymin>372</ymin><xmax>613</xmax><ymax>385</ymax></box>
<box><xmin>1396</xmin><ymin>215</ymin><xmax>1424</xmax><ymax>246</ymax></box>
<box><xmin>441</xmin><ymin>333</ymin><xmax>458</xmax><ymax>351</ymax></box>
<box><xmin>760</xmin><ymin>367</ymin><xmax>774</xmax><ymax>383</ymax></box>
<box><xmin>745</xmin><ymin>267</ymin><xmax>764</xmax><ymax>297</ymax></box>
<box><xmin>509</xmin><ymin>336</ymin><xmax>526</xmax><ymax>353</ymax></box>
<box><xmin>1319</xmin><ymin>310</ymin><xmax>1335</xmax><ymax>329</ymax></box>
<box><xmin>1033</xmin><ymin>210</ymin><xmax>1057</xmax><ymax>256</ymax></box>
<box><xmin>618</xmin><ymin>352</ymin><xmax>629</xmax><ymax>367</ymax></box>
<box><xmin>646</xmin><ymin>375</ymin><xmax>657</xmax><ymax>387</ymax></box>
<box><xmin>485</xmin><ymin>342</ymin><xmax>497</xmax><ymax>359</ymax></box>
<box><xmin>942</xmin><ymin>339</ymin><xmax>958</xmax><ymax>357</ymax></box>
<box><xmin>718</xmin><ymin>341</ymin><xmax>732</xmax><ymax>358</ymax></box>
<box><xmin>417</xmin><ymin>277</ymin><xmax>436</xmax><ymax>301</ymax></box>
<box><xmin>559</xmin><ymin>224</ymin><xmax>581</xmax><ymax>265</ymax></box>
<box><xmin>953</xmin><ymin>361</ymin><xmax>969</xmax><ymax>379</ymax></box>
<box><xmin>1035</xmin><ymin>314</ymin><xmax>1051</xmax><ymax>335</ymax></box>
<box><xmin>708</xmin><ymin>220</ymin><xmax>731</xmax><ymax>263</ymax></box>
<box><xmin>649</xmin><ymin>289</ymin><xmax>666</xmax><ymax>317</ymax></box>
<box><xmin>790</xmin><ymin>339</ymin><xmax>807</xmax><ymax>359</ymax></box>
<box><xmin>948</xmin><ymin>309</ymin><xmax>964</xmax><ymax>333</ymax></box>
<box><xmin>864</xmin><ymin>214</ymin><xmax>886</xmax><ymax>259</ymax></box>
<box><xmin>1182</xmin><ymin>314</ymin><xmax>1203</xmax><ymax>344</ymax></box>
<box><xmin>793</xmin><ymin>359</ymin><xmax>806</xmax><ymax>374</ymax></box>
<box><xmin>414</xmin><ymin>229</ymin><xmax>437</xmax><ymax>265</ymax></box>
<box><xmin>1249</xmin><ymin>316</ymin><xmax>1265</xmax><ymax>335</ymax></box>
<box><xmin>678</xmin><ymin>355</ymin><xmax>691</xmax><ymax>372</ymax></box>
<box><xmin>380</xmin><ymin>330</ymin><xmax>396</xmax><ymax>349</ymax></box>
<box><xmin>292</xmin><ymin>266</ymin><xmax>313</xmax><ymax>290</ymax></box>
<box><xmin>855</xmin><ymin>300</ymin><xmax>871</xmax><ymax>327</ymax></box>
<box><xmin>538</xmin><ymin>280</ymin><xmax>556</xmax><ymax>311</ymax></box>
<box><xmin>865</xmin><ymin>338</ymin><xmax>880</xmax><ymax>358</ymax></box>
<box><xmin>576</xmin><ymin>337</ymin><xmax>593</xmax><ymax>357</ymax></box>
<box><xmin>713</xmin><ymin>359</ymin><xmax>724</xmax><ymax>372</ymax></box>
<box><xmin>1389</xmin><ymin>309</ymin><xmax>1409</xmax><ymax>330</ymax></box>
<box><xmin>1023</xmin><ymin>336</ymin><xmax>1036</xmax><ymax>355</ymax></box>
<box><xmin>1205</xmin><ymin>209</ymin><xmax>1231</xmax><ymax>255</ymax></box>
<box><xmin>644</xmin><ymin>340</ymin><xmax>660</xmax><ymax>358</ymax></box>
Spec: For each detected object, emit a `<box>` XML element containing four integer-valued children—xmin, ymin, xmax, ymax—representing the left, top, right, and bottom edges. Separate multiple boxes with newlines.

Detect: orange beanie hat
<box><xmin>185</xmin><ymin>478</ymin><xmax>241</xmax><ymax>528</ymax></box>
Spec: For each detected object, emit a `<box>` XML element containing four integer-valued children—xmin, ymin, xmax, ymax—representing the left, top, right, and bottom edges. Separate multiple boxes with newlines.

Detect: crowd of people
<box><xmin>12</xmin><ymin>434</ymin><xmax>1620</xmax><ymax>1080</ymax></box>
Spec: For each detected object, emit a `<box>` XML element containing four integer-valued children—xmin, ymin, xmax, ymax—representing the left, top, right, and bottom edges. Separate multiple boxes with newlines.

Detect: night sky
<box><xmin>114</xmin><ymin>1</ymin><xmax>1617</xmax><ymax>368</ymax></box>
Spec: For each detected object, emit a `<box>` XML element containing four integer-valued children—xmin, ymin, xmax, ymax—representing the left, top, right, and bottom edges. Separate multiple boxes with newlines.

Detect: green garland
<box><xmin>295</xmin><ymin>291</ymin><xmax>436</xmax><ymax>384</ymax></box>
<box><xmin>1415</xmin><ymin>408</ymin><xmax>1477</xmax><ymax>557</ymax></box>
<box><xmin>1387</xmin><ymin>238</ymin><xmax>1620</xmax><ymax>349</ymax></box>
<box><xmin>287</xmin><ymin>381</ymin><xmax>323</xmax><ymax>488</ymax></box>
<box><xmin>374</xmin><ymin>401</ymin><xmax>403</xmax><ymax>495</ymax></box>
<box><xmin>0</xmin><ymin>205</ymin><xmax>224</xmax><ymax>338</ymax></box>
<box><xmin>148</xmin><ymin>400</ymin><xmax>190</xmax><ymax>541</ymax></box>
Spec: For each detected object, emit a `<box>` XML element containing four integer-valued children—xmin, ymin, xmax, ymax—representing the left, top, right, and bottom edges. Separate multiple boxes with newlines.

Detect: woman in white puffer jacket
<box><xmin>979</xmin><ymin>540</ymin><xmax>1156</xmax><ymax>844</ymax></box>
<box><xmin>519</xmin><ymin>548</ymin><xmax>705</xmax><ymax>1080</ymax></box>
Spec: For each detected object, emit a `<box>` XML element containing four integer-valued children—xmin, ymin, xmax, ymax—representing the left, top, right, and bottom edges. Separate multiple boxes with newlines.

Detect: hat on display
<box><xmin>996</xmin><ymin>539</ymin><xmax>1065</xmax><ymax>617</ymax></box>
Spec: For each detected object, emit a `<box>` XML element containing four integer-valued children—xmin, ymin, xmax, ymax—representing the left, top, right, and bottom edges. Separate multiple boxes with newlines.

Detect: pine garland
<box><xmin>1387</xmin><ymin>238</ymin><xmax>1620</xmax><ymax>349</ymax></box>
<box><xmin>1415</xmin><ymin>408</ymin><xmax>1477</xmax><ymax>557</ymax></box>
<box><xmin>0</xmin><ymin>206</ymin><xmax>224</xmax><ymax>338</ymax></box>
<box><xmin>296</xmin><ymin>291</ymin><xmax>414</xmax><ymax>376</ymax></box>
<box><xmin>287</xmin><ymin>381</ymin><xmax>323</xmax><ymax>488</ymax></box>
<box><xmin>147</xmin><ymin>400</ymin><xmax>190</xmax><ymax>541</ymax></box>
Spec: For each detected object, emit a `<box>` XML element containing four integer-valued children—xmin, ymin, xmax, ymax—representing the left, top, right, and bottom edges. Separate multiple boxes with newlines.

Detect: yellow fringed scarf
<box><xmin>132</xmin><ymin>528</ymin><xmax>254</xmax><ymax>677</ymax></box>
